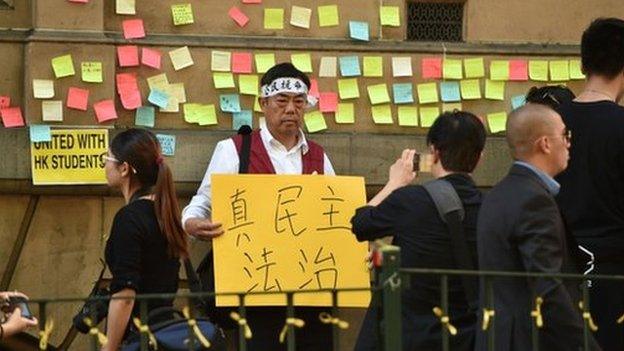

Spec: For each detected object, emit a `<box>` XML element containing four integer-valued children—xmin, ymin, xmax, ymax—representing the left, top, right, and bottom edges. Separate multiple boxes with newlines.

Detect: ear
<box><xmin>430</xmin><ymin>145</ymin><xmax>441</xmax><ymax>164</ymax></box>
<box><xmin>536</xmin><ymin>136</ymin><xmax>552</xmax><ymax>155</ymax></box>
<box><xmin>258</xmin><ymin>97</ymin><xmax>269</xmax><ymax>108</ymax></box>
<box><xmin>119</xmin><ymin>162</ymin><xmax>132</xmax><ymax>178</ymax></box>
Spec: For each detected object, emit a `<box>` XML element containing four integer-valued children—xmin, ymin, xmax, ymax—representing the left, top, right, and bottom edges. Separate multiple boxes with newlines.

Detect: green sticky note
<box><xmin>304</xmin><ymin>110</ymin><xmax>327</xmax><ymax>133</ymax></box>
<box><xmin>233</xmin><ymin>110</ymin><xmax>253</xmax><ymax>130</ymax></box>
<box><xmin>569</xmin><ymin>60</ymin><xmax>585</xmax><ymax>80</ymax></box>
<box><xmin>419</xmin><ymin>106</ymin><xmax>440</xmax><ymax>128</ymax></box>
<box><xmin>336</xmin><ymin>103</ymin><xmax>355</xmax><ymax>124</ymax></box>
<box><xmin>443</xmin><ymin>59</ymin><xmax>463</xmax><ymax>79</ymax></box>
<box><xmin>81</xmin><ymin>62</ymin><xmax>102</xmax><ymax>83</ymax></box>
<box><xmin>371</xmin><ymin>104</ymin><xmax>393</xmax><ymax>124</ymax></box>
<box><xmin>264</xmin><ymin>8</ymin><xmax>284</xmax><ymax>29</ymax></box>
<box><xmin>460</xmin><ymin>79</ymin><xmax>482</xmax><ymax>100</ymax></box>
<box><xmin>529</xmin><ymin>60</ymin><xmax>549</xmax><ymax>81</ymax></box>
<box><xmin>318</xmin><ymin>5</ymin><xmax>339</xmax><ymax>27</ymax></box>
<box><xmin>171</xmin><ymin>3</ymin><xmax>194</xmax><ymax>26</ymax></box>
<box><xmin>255</xmin><ymin>53</ymin><xmax>275</xmax><ymax>74</ymax></box>
<box><xmin>550</xmin><ymin>60</ymin><xmax>570</xmax><ymax>81</ymax></box>
<box><xmin>51</xmin><ymin>54</ymin><xmax>75</xmax><ymax>78</ymax></box>
<box><xmin>183</xmin><ymin>103</ymin><xmax>202</xmax><ymax>123</ymax></box>
<box><xmin>487</xmin><ymin>112</ymin><xmax>507</xmax><ymax>133</ymax></box>
<box><xmin>213</xmin><ymin>72</ymin><xmax>235</xmax><ymax>89</ymax></box>
<box><xmin>197</xmin><ymin>104</ymin><xmax>218</xmax><ymax>126</ymax></box>
<box><xmin>135</xmin><ymin>106</ymin><xmax>155</xmax><ymax>127</ymax></box>
<box><xmin>490</xmin><ymin>60</ymin><xmax>509</xmax><ymax>81</ymax></box>
<box><xmin>338</xmin><ymin>78</ymin><xmax>360</xmax><ymax>100</ymax></box>
<box><xmin>398</xmin><ymin>106</ymin><xmax>418</xmax><ymax>127</ymax></box>
<box><xmin>367</xmin><ymin>84</ymin><xmax>390</xmax><ymax>105</ymax></box>
<box><xmin>464</xmin><ymin>57</ymin><xmax>485</xmax><ymax>78</ymax></box>
<box><xmin>291</xmin><ymin>53</ymin><xmax>313</xmax><ymax>73</ymax></box>
<box><xmin>417</xmin><ymin>82</ymin><xmax>439</xmax><ymax>104</ymax></box>
<box><xmin>485</xmin><ymin>80</ymin><xmax>505</xmax><ymax>100</ymax></box>
<box><xmin>363</xmin><ymin>56</ymin><xmax>383</xmax><ymax>77</ymax></box>
<box><xmin>239</xmin><ymin>74</ymin><xmax>259</xmax><ymax>96</ymax></box>
<box><xmin>380</xmin><ymin>6</ymin><xmax>400</xmax><ymax>27</ymax></box>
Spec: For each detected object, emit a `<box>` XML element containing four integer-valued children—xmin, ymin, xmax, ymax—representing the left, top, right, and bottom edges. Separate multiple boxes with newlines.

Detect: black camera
<box><xmin>72</xmin><ymin>287</ymin><xmax>110</xmax><ymax>333</ymax></box>
<box><xmin>5</xmin><ymin>296</ymin><xmax>34</xmax><ymax>320</ymax></box>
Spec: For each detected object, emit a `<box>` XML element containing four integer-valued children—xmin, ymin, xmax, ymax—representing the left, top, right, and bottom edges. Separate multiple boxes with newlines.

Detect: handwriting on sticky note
<box><xmin>81</xmin><ymin>62</ymin><xmax>103</xmax><ymax>83</ymax></box>
<box><xmin>233</xmin><ymin>110</ymin><xmax>253</xmax><ymax>130</ymax></box>
<box><xmin>135</xmin><ymin>106</ymin><xmax>155</xmax><ymax>127</ymax></box>
<box><xmin>489</xmin><ymin>60</ymin><xmax>509</xmax><ymax>81</ymax></box>
<box><xmin>291</xmin><ymin>6</ymin><xmax>311</xmax><ymax>29</ymax></box>
<box><xmin>443</xmin><ymin>59</ymin><xmax>463</xmax><ymax>80</ymax></box>
<box><xmin>417</xmin><ymin>83</ymin><xmax>439</xmax><ymax>104</ymax></box>
<box><xmin>549</xmin><ymin>60</ymin><xmax>570</xmax><ymax>81</ymax></box>
<box><xmin>171</xmin><ymin>4</ymin><xmax>194</xmax><ymax>26</ymax></box>
<box><xmin>141</xmin><ymin>48</ymin><xmax>161</xmax><ymax>69</ymax></box>
<box><xmin>464</xmin><ymin>58</ymin><xmax>485</xmax><ymax>78</ymax></box>
<box><xmin>122</xmin><ymin>19</ymin><xmax>145</xmax><ymax>39</ymax></box>
<box><xmin>93</xmin><ymin>99</ymin><xmax>117</xmax><ymax>123</ymax></box>
<box><xmin>319</xmin><ymin>56</ymin><xmax>337</xmax><ymax>77</ymax></box>
<box><xmin>339</xmin><ymin>56</ymin><xmax>361</xmax><ymax>77</ymax></box>
<box><xmin>529</xmin><ymin>60</ymin><xmax>549</xmax><ymax>81</ymax></box>
<box><xmin>367</xmin><ymin>84</ymin><xmax>390</xmax><ymax>105</ymax></box>
<box><xmin>156</xmin><ymin>134</ymin><xmax>176</xmax><ymax>156</ymax></box>
<box><xmin>363</xmin><ymin>56</ymin><xmax>383</xmax><ymax>77</ymax></box>
<box><xmin>117</xmin><ymin>45</ymin><xmax>139</xmax><ymax>67</ymax></box>
<box><xmin>212</xmin><ymin>50</ymin><xmax>231</xmax><ymax>72</ymax></box>
<box><xmin>460</xmin><ymin>79</ymin><xmax>481</xmax><ymax>100</ymax></box>
<box><xmin>52</xmin><ymin>54</ymin><xmax>75</xmax><ymax>78</ymax></box>
<box><xmin>371</xmin><ymin>104</ymin><xmax>393</xmax><ymax>125</ymax></box>
<box><xmin>422</xmin><ymin>58</ymin><xmax>442</xmax><ymax>79</ymax></box>
<box><xmin>169</xmin><ymin>46</ymin><xmax>194</xmax><ymax>71</ymax></box>
<box><xmin>67</xmin><ymin>87</ymin><xmax>89</xmax><ymax>111</ymax></box>
<box><xmin>349</xmin><ymin>21</ymin><xmax>369</xmax><ymax>41</ymax></box>
<box><xmin>148</xmin><ymin>89</ymin><xmax>169</xmax><ymax>109</ymax></box>
<box><xmin>304</xmin><ymin>110</ymin><xmax>327</xmax><ymax>133</ymax></box>
<box><xmin>229</xmin><ymin>6</ymin><xmax>250</xmax><ymax>27</ymax></box>
<box><xmin>42</xmin><ymin>101</ymin><xmax>63</xmax><ymax>122</ymax></box>
<box><xmin>1</xmin><ymin>107</ymin><xmax>25</xmax><ymax>128</ymax></box>
<box><xmin>393</xmin><ymin>83</ymin><xmax>414</xmax><ymax>104</ymax></box>
<box><xmin>213</xmin><ymin>72</ymin><xmax>235</xmax><ymax>89</ymax></box>
<box><xmin>220</xmin><ymin>94</ymin><xmax>242</xmax><ymax>113</ymax></box>
<box><xmin>440</xmin><ymin>82</ymin><xmax>460</xmax><ymax>103</ymax></box>
<box><xmin>33</xmin><ymin>79</ymin><xmax>55</xmax><ymax>99</ymax></box>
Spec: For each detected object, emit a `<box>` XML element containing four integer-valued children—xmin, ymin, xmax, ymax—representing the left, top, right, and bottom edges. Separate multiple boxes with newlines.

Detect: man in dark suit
<box><xmin>475</xmin><ymin>104</ymin><xmax>601</xmax><ymax>351</ymax></box>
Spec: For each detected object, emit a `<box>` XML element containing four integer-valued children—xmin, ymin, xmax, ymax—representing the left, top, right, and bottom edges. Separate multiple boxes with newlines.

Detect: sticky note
<box><xmin>487</xmin><ymin>112</ymin><xmax>507</xmax><ymax>133</ymax></box>
<box><xmin>367</xmin><ymin>84</ymin><xmax>390</xmax><ymax>105</ymax></box>
<box><xmin>30</xmin><ymin>125</ymin><xmax>52</xmax><ymax>142</ymax></box>
<box><xmin>422</xmin><ymin>57</ymin><xmax>442</xmax><ymax>79</ymax></box>
<box><xmin>569</xmin><ymin>60</ymin><xmax>585</xmax><ymax>80</ymax></box>
<box><xmin>242</xmin><ymin>0</ymin><xmax>261</xmax><ymax>3</ymax></box>
<box><xmin>443</xmin><ymin>59</ymin><xmax>463</xmax><ymax>80</ymax></box>
<box><xmin>116</xmin><ymin>0</ymin><xmax>135</xmax><ymax>15</ymax></box>
<box><xmin>81</xmin><ymin>62</ymin><xmax>103</xmax><ymax>83</ymax></box>
<box><xmin>338</xmin><ymin>78</ymin><xmax>360</xmax><ymax>100</ymax></box>
<box><xmin>363</xmin><ymin>56</ymin><xmax>383</xmax><ymax>77</ymax></box>
<box><xmin>254</xmin><ymin>53</ymin><xmax>275</xmax><ymax>74</ymax></box>
<box><xmin>232</xmin><ymin>52</ymin><xmax>253</xmax><ymax>73</ymax></box>
<box><xmin>371</xmin><ymin>104</ymin><xmax>393</xmax><ymax>125</ymax></box>
<box><xmin>511</xmin><ymin>95</ymin><xmax>526</xmax><ymax>110</ymax></box>
<box><xmin>509</xmin><ymin>60</ymin><xmax>528</xmax><ymax>81</ymax></box>
<box><xmin>440</xmin><ymin>81</ymin><xmax>460</xmax><ymax>102</ymax></box>
<box><xmin>349</xmin><ymin>21</ymin><xmax>369</xmax><ymax>41</ymax></box>
<box><xmin>220</xmin><ymin>94</ymin><xmax>241</xmax><ymax>113</ymax></box>
<box><xmin>117</xmin><ymin>45</ymin><xmax>139</xmax><ymax>67</ymax></box>
<box><xmin>171</xmin><ymin>4</ymin><xmax>194</xmax><ymax>26</ymax></box>
<box><xmin>254</xmin><ymin>98</ymin><xmax>262</xmax><ymax>112</ymax></box>
<box><xmin>135</xmin><ymin>106</ymin><xmax>155</xmax><ymax>127</ymax></box>
<box><xmin>339</xmin><ymin>56</ymin><xmax>361</xmax><ymax>77</ymax></box>
<box><xmin>398</xmin><ymin>106</ymin><xmax>418</xmax><ymax>127</ymax></box>
<box><xmin>442</xmin><ymin>102</ymin><xmax>463</xmax><ymax>112</ymax></box>
<box><xmin>336</xmin><ymin>103</ymin><xmax>354</xmax><ymax>123</ymax></box>
<box><xmin>182</xmin><ymin>103</ymin><xmax>201</xmax><ymax>123</ymax></box>
<box><xmin>122</xmin><ymin>19</ymin><xmax>145</xmax><ymax>39</ymax></box>
<box><xmin>550</xmin><ymin>60</ymin><xmax>570</xmax><ymax>81</ymax></box>
<box><xmin>0</xmin><ymin>96</ymin><xmax>10</xmax><ymax>108</ymax></box>
<box><xmin>392</xmin><ymin>57</ymin><xmax>412</xmax><ymax>77</ymax></box>
<box><xmin>460</xmin><ymin>79</ymin><xmax>481</xmax><ymax>100</ymax></box>
<box><xmin>228</xmin><ymin>6</ymin><xmax>250</xmax><ymax>27</ymax></box>
<box><xmin>42</xmin><ymin>100</ymin><xmax>63</xmax><ymax>122</ymax></box>
<box><xmin>197</xmin><ymin>104</ymin><xmax>218</xmax><ymax>126</ymax></box>
<box><xmin>169</xmin><ymin>46</ymin><xmax>194</xmax><ymax>71</ymax></box>
<box><xmin>33</xmin><ymin>79</ymin><xmax>55</xmax><ymax>99</ymax></box>
<box><xmin>304</xmin><ymin>111</ymin><xmax>327</xmax><ymax>133</ymax></box>
<box><xmin>380</xmin><ymin>6</ymin><xmax>400</xmax><ymax>27</ymax></box>
<box><xmin>233</xmin><ymin>110</ymin><xmax>253</xmax><ymax>130</ymax></box>
<box><xmin>120</xmin><ymin>89</ymin><xmax>142</xmax><ymax>110</ymax></box>
<box><xmin>264</xmin><ymin>8</ymin><xmax>284</xmax><ymax>30</ymax></box>
<box><xmin>392</xmin><ymin>83</ymin><xmax>414</xmax><ymax>104</ymax></box>
<box><xmin>51</xmin><ymin>54</ymin><xmax>75</xmax><ymax>78</ymax></box>
<box><xmin>212</xmin><ymin>51</ymin><xmax>231</xmax><ymax>72</ymax></box>
<box><xmin>213</xmin><ymin>72</ymin><xmax>235</xmax><ymax>89</ymax></box>
<box><xmin>148</xmin><ymin>89</ymin><xmax>169</xmax><ymax>108</ymax></box>
<box><xmin>529</xmin><ymin>60</ymin><xmax>549</xmax><ymax>81</ymax></box>
<box><xmin>419</xmin><ymin>106</ymin><xmax>440</xmax><ymax>128</ymax></box>
<box><xmin>318</xmin><ymin>5</ymin><xmax>339</xmax><ymax>27</ymax></box>
<box><xmin>239</xmin><ymin>74</ymin><xmax>259</xmax><ymax>96</ymax></box>
<box><xmin>291</xmin><ymin>53</ymin><xmax>313</xmax><ymax>73</ymax></box>
<box><xmin>309</xmin><ymin>79</ymin><xmax>320</xmax><ymax>99</ymax></box>
<box><xmin>156</xmin><ymin>134</ymin><xmax>176</xmax><ymax>156</ymax></box>
<box><xmin>94</xmin><ymin>99</ymin><xmax>118</xmax><ymax>123</ymax></box>
<box><xmin>146</xmin><ymin>73</ymin><xmax>169</xmax><ymax>91</ymax></box>
<box><xmin>66</xmin><ymin>87</ymin><xmax>89</xmax><ymax>110</ymax></box>
<box><xmin>291</xmin><ymin>6</ymin><xmax>311</xmax><ymax>29</ymax></box>
<box><xmin>159</xmin><ymin>94</ymin><xmax>179</xmax><ymax>113</ymax></box>
<box><xmin>464</xmin><ymin>57</ymin><xmax>485</xmax><ymax>78</ymax></box>
<box><xmin>319</xmin><ymin>57</ymin><xmax>337</xmax><ymax>77</ymax></box>
<box><xmin>141</xmin><ymin>48</ymin><xmax>162</xmax><ymax>69</ymax></box>
<box><xmin>490</xmin><ymin>60</ymin><xmax>509</xmax><ymax>81</ymax></box>
<box><xmin>319</xmin><ymin>92</ymin><xmax>338</xmax><ymax>112</ymax></box>
<box><xmin>485</xmin><ymin>80</ymin><xmax>505</xmax><ymax>100</ymax></box>
<box><xmin>1</xmin><ymin>107</ymin><xmax>24</xmax><ymax>128</ymax></box>
<box><xmin>417</xmin><ymin>83</ymin><xmax>439</xmax><ymax>104</ymax></box>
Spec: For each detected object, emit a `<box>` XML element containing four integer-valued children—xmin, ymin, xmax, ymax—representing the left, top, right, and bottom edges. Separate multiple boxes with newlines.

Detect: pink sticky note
<box><xmin>232</xmin><ymin>52</ymin><xmax>253</xmax><ymax>73</ymax></box>
<box><xmin>242</xmin><ymin>0</ymin><xmax>261</xmax><ymax>3</ymax></box>
<box><xmin>1</xmin><ymin>107</ymin><xmax>25</xmax><ymax>128</ymax></box>
<box><xmin>319</xmin><ymin>92</ymin><xmax>338</xmax><ymax>112</ymax></box>
<box><xmin>509</xmin><ymin>60</ymin><xmax>528</xmax><ymax>81</ymax></box>
<box><xmin>141</xmin><ymin>48</ymin><xmax>162</xmax><ymax>69</ymax></box>
<box><xmin>94</xmin><ymin>100</ymin><xmax>118</xmax><ymax>123</ymax></box>
<box><xmin>0</xmin><ymin>96</ymin><xmax>10</xmax><ymax>108</ymax></box>
<box><xmin>122</xmin><ymin>19</ymin><xmax>146</xmax><ymax>39</ymax></box>
<box><xmin>120</xmin><ymin>90</ymin><xmax>142</xmax><ymax>110</ymax></box>
<box><xmin>422</xmin><ymin>58</ymin><xmax>442</xmax><ymax>79</ymax></box>
<box><xmin>68</xmin><ymin>0</ymin><xmax>88</xmax><ymax>3</ymax></box>
<box><xmin>228</xmin><ymin>7</ymin><xmax>249</xmax><ymax>27</ymax></box>
<box><xmin>117</xmin><ymin>45</ymin><xmax>139</xmax><ymax>67</ymax></box>
<box><xmin>309</xmin><ymin>79</ymin><xmax>320</xmax><ymax>98</ymax></box>
<box><xmin>116</xmin><ymin>73</ymin><xmax>138</xmax><ymax>92</ymax></box>
<box><xmin>67</xmin><ymin>87</ymin><xmax>89</xmax><ymax>111</ymax></box>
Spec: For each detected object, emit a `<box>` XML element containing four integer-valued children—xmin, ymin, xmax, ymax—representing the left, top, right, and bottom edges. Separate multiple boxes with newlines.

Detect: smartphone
<box><xmin>9</xmin><ymin>296</ymin><xmax>34</xmax><ymax>320</ymax></box>
<box><xmin>413</xmin><ymin>153</ymin><xmax>421</xmax><ymax>172</ymax></box>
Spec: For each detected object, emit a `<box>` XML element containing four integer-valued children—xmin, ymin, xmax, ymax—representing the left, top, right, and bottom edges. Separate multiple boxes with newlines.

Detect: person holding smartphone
<box><xmin>0</xmin><ymin>291</ymin><xmax>38</xmax><ymax>339</ymax></box>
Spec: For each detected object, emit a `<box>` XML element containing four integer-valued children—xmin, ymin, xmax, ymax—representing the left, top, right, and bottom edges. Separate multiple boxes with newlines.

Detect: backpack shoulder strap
<box><xmin>422</xmin><ymin>179</ymin><xmax>465</xmax><ymax>222</ymax></box>
<box><xmin>237</xmin><ymin>125</ymin><xmax>252</xmax><ymax>174</ymax></box>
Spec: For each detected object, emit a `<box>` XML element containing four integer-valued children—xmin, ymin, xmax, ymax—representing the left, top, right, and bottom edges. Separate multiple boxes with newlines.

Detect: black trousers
<box><xmin>588</xmin><ymin>261</ymin><xmax>624</xmax><ymax>351</ymax></box>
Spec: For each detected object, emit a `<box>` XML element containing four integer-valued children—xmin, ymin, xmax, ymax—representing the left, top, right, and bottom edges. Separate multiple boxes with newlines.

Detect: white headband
<box><xmin>260</xmin><ymin>77</ymin><xmax>317</xmax><ymax>107</ymax></box>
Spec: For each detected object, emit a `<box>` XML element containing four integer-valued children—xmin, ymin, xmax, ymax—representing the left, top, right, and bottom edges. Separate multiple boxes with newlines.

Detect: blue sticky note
<box><xmin>148</xmin><ymin>89</ymin><xmax>169</xmax><ymax>109</ymax></box>
<box><xmin>220</xmin><ymin>94</ymin><xmax>241</xmax><ymax>113</ymax></box>
<box><xmin>233</xmin><ymin>110</ymin><xmax>253</xmax><ymax>130</ymax></box>
<box><xmin>156</xmin><ymin>134</ymin><xmax>176</xmax><ymax>156</ymax></box>
<box><xmin>440</xmin><ymin>81</ymin><xmax>461</xmax><ymax>102</ymax></box>
<box><xmin>135</xmin><ymin>106</ymin><xmax>155</xmax><ymax>127</ymax></box>
<box><xmin>392</xmin><ymin>83</ymin><xmax>414</xmax><ymax>104</ymax></box>
<box><xmin>339</xmin><ymin>56</ymin><xmax>361</xmax><ymax>77</ymax></box>
<box><xmin>30</xmin><ymin>125</ymin><xmax>51</xmax><ymax>142</ymax></box>
<box><xmin>511</xmin><ymin>95</ymin><xmax>526</xmax><ymax>109</ymax></box>
<box><xmin>349</xmin><ymin>21</ymin><xmax>369</xmax><ymax>41</ymax></box>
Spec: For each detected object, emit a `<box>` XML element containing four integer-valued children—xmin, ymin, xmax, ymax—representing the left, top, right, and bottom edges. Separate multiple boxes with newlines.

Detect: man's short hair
<box><xmin>426</xmin><ymin>111</ymin><xmax>486</xmax><ymax>173</ymax></box>
<box><xmin>261</xmin><ymin>62</ymin><xmax>311</xmax><ymax>90</ymax></box>
<box><xmin>581</xmin><ymin>18</ymin><xmax>624</xmax><ymax>79</ymax></box>
<box><xmin>525</xmin><ymin>85</ymin><xmax>576</xmax><ymax>110</ymax></box>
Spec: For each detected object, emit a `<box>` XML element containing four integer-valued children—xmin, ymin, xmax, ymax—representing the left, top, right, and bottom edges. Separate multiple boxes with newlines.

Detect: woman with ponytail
<box><xmin>101</xmin><ymin>128</ymin><xmax>188</xmax><ymax>351</ymax></box>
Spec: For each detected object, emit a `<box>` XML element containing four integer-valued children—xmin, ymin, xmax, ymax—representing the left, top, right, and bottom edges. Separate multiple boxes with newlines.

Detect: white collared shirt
<box><xmin>181</xmin><ymin>127</ymin><xmax>335</xmax><ymax>228</ymax></box>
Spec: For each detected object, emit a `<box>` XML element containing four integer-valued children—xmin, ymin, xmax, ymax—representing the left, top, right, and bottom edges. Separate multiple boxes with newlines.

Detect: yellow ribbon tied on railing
<box><xmin>578</xmin><ymin>301</ymin><xmax>599</xmax><ymax>332</ymax></box>
<box><xmin>481</xmin><ymin>309</ymin><xmax>495</xmax><ymax>331</ymax></box>
<box><xmin>38</xmin><ymin>319</ymin><xmax>54</xmax><ymax>350</ymax></box>
<box><xmin>617</xmin><ymin>313</ymin><xmax>624</xmax><ymax>324</ymax></box>
<box><xmin>230</xmin><ymin>312</ymin><xmax>253</xmax><ymax>339</ymax></box>
<box><xmin>432</xmin><ymin>307</ymin><xmax>457</xmax><ymax>336</ymax></box>
<box><xmin>132</xmin><ymin>317</ymin><xmax>158</xmax><ymax>350</ymax></box>
<box><xmin>278</xmin><ymin>318</ymin><xmax>305</xmax><ymax>344</ymax></box>
<box><xmin>182</xmin><ymin>306</ymin><xmax>211</xmax><ymax>348</ymax></box>
<box><xmin>530</xmin><ymin>297</ymin><xmax>544</xmax><ymax>328</ymax></box>
<box><xmin>318</xmin><ymin>312</ymin><xmax>349</xmax><ymax>329</ymax></box>
<box><xmin>83</xmin><ymin>317</ymin><xmax>108</xmax><ymax>347</ymax></box>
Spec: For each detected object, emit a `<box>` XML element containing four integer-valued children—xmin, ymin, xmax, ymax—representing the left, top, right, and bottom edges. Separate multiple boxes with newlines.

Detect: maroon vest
<box><xmin>231</xmin><ymin>130</ymin><xmax>325</xmax><ymax>174</ymax></box>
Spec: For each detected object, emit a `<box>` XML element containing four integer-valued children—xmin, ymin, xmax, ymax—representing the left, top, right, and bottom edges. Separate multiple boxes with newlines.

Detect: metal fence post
<box><xmin>379</xmin><ymin>245</ymin><xmax>401</xmax><ymax>351</ymax></box>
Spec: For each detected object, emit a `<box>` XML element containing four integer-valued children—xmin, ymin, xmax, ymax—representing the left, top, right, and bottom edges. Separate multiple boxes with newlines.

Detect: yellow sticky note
<box><xmin>169</xmin><ymin>83</ymin><xmax>187</xmax><ymax>103</ymax></box>
<box><xmin>419</xmin><ymin>106</ymin><xmax>440</xmax><ymax>128</ymax></box>
<box><xmin>443</xmin><ymin>59</ymin><xmax>463</xmax><ymax>79</ymax></box>
<box><xmin>42</xmin><ymin>100</ymin><xmax>63</xmax><ymax>122</ymax></box>
<box><xmin>211</xmin><ymin>51</ymin><xmax>231</xmax><ymax>72</ymax></box>
<box><xmin>338</xmin><ymin>78</ymin><xmax>360</xmax><ymax>100</ymax></box>
<box><xmin>318</xmin><ymin>5</ymin><xmax>339</xmax><ymax>27</ymax></box>
<box><xmin>33</xmin><ymin>79</ymin><xmax>55</xmax><ymax>99</ymax></box>
<box><xmin>169</xmin><ymin>46</ymin><xmax>194</xmax><ymax>71</ymax></box>
<box><xmin>569</xmin><ymin>60</ymin><xmax>585</xmax><ymax>80</ymax></box>
<box><xmin>290</xmin><ymin>6</ymin><xmax>312</xmax><ymax>29</ymax></box>
<box><xmin>485</xmin><ymin>80</ymin><xmax>505</xmax><ymax>100</ymax></box>
<box><xmin>319</xmin><ymin>56</ymin><xmax>337</xmax><ymax>77</ymax></box>
<box><xmin>264</xmin><ymin>8</ymin><xmax>284</xmax><ymax>30</ymax></box>
<box><xmin>183</xmin><ymin>103</ymin><xmax>202</xmax><ymax>123</ymax></box>
<box><xmin>442</xmin><ymin>102</ymin><xmax>463</xmax><ymax>112</ymax></box>
<box><xmin>81</xmin><ymin>62</ymin><xmax>102</xmax><ymax>83</ymax></box>
<box><xmin>550</xmin><ymin>60</ymin><xmax>570</xmax><ymax>81</ymax></box>
<box><xmin>363</xmin><ymin>56</ymin><xmax>383</xmax><ymax>77</ymax></box>
<box><xmin>51</xmin><ymin>54</ymin><xmax>75</xmax><ymax>78</ymax></box>
<box><xmin>336</xmin><ymin>103</ymin><xmax>355</xmax><ymax>124</ymax></box>
<box><xmin>171</xmin><ymin>4</ymin><xmax>194</xmax><ymax>26</ymax></box>
<box><xmin>367</xmin><ymin>84</ymin><xmax>390</xmax><ymax>105</ymax></box>
<box><xmin>197</xmin><ymin>104</ymin><xmax>218</xmax><ymax>126</ymax></box>
<box><xmin>380</xmin><ymin>6</ymin><xmax>400</xmax><ymax>27</ymax></box>
<box><xmin>291</xmin><ymin>53</ymin><xmax>313</xmax><ymax>73</ymax></box>
<box><xmin>304</xmin><ymin>110</ymin><xmax>327</xmax><ymax>133</ymax></box>
<box><xmin>213</xmin><ymin>72</ymin><xmax>235</xmax><ymax>89</ymax></box>
<box><xmin>487</xmin><ymin>112</ymin><xmax>507</xmax><ymax>133</ymax></box>
<box><xmin>255</xmin><ymin>53</ymin><xmax>275</xmax><ymax>74</ymax></box>
<box><xmin>417</xmin><ymin>83</ymin><xmax>439</xmax><ymax>104</ymax></box>
<box><xmin>147</xmin><ymin>73</ymin><xmax>169</xmax><ymax>91</ymax></box>
<box><xmin>398</xmin><ymin>106</ymin><xmax>418</xmax><ymax>127</ymax></box>
<box><xmin>160</xmin><ymin>94</ymin><xmax>180</xmax><ymax>113</ymax></box>
<box><xmin>529</xmin><ymin>60</ymin><xmax>549</xmax><ymax>81</ymax></box>
<box><xmin>490</xmin><ymin>60</ymin><xmax>509</xmax><ymax>81</ymax></box>
<box><xmin>116</xmin><ymin>0</ymin><xmax>135</xmax><ymax>15</ymax></box>
<box><xmin>371</xmin><ymin>104</ymin><xmax>393</xmax><ymax>124</ymax></box>
<box><xmin>254</xmin><ymin>97</ymin><xmax>262</xmax><ymax>112</ymax></box>
<box><xmin>239</xmin><ymin>74</ymin><xmax>259</xmax><ymax>96</ymax></box>
<box><xmin>464</xmin><ymin>57</ymin><xmax>485</xmax><ymax>78</ymax></box>
<box><xmin>460</xmin><ymin>79</ymin><xmax>481</xmax><ymax>100</ymax></box>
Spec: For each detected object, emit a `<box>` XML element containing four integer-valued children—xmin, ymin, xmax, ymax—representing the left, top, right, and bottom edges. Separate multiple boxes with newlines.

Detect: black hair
<box><xmin>581</xmin><ymin>18</ymin><xmax>624</xmax><ymax>79</ymax></box>
<box><xmin>426</xmin><ymin>111</ymin><xmax>486</xmax><ymax>173</ymax></box>
<box><xmin>525</xmin><ymin>85</ymin><xmax>576</xmax><ymax>110</ymax></box>
<box><xmin>260</xmin><ymin>62</ymin><xmax>311</xmax><ymax>89</ymax></box>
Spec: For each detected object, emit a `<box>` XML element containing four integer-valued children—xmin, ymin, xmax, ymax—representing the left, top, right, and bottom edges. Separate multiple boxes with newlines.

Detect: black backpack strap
<box><xmin>423</xmin><ymin>179</ymin><xmax>478</xmax><ymax>310</ymax></box>
<box><xmin>237</xmin><ymin>125</ymin><xmax>252</xmax><ymax>174</ymax></box>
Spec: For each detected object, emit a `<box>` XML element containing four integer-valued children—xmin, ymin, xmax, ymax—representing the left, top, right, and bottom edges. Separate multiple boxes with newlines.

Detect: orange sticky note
<box><xmin>122</xmin><ymin>19</ymin><xmax>145</xmax><ymax>39</ymax></box>
<box><xmin>509</xmin><ymin>60</ymin><xmax>528</xmax><ymax>81</ymax></box>
<box><xmin>232</xmin><ymin>52</ymin><xmax>253</xmax><ymax>73</ymax></box>
<box><xmin>94</xmin><ymin>99</ymin><xmax>118</xmax><ymax>123</ymax></box>
<box><xmin>422</xmin><ymin>58</ymin><xmax>442</xmax><ymax>79</ymax></box>
<box><xmin>0</xmin><ymin>96</ymin><xmax>10</xmax><ymax>108</ymax></box>
<box><xmin>117</xmin><ymin>45</ymin><xmax>139</xmax><ymax>67</ymax></box>
<box><xmin>67</xmin><ymin>87</ymin><xmax>89</xmax><ymax>111</ymax></box>
<box><xmin>319</xmin><ymin>92</ymin><xmax>338</xmax><ymax>112</ymax></box>
<box><xmin>141</xmin><ymin>48</ymin><xmax>161</xmax><ymax>69</ymax></box>
<box><xmin>1</xmin><ymin>107</ymin><xmax>25</xmax><ymax>128</ymax></box>
<box><xmin>229</xmin><ymin>7</ymin><xmax>249</xmax><ymax>27</ymax></box>
<box><xmin>242</xmin><ymin>0</ymin><xmax>261</xmax><ymax>3</ymax></box>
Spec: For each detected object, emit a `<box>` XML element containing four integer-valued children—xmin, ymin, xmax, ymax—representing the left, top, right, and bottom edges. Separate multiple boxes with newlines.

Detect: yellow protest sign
<box><xmin>212</xmin><ymin>174</ymin><xmax>371</xmax><ymax>307</ymax></box>
<box><xmin>30</xmin><ymin>129</ymin><xmax>108</xmax><ymax>185</ymax></box>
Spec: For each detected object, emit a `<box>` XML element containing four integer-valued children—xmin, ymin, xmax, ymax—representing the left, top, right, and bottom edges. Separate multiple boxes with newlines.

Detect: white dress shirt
<box><xmin>181</xmin><ymin>127</ymin><xmax>335</xmax><ymax>228</ymax></box>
